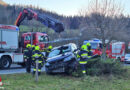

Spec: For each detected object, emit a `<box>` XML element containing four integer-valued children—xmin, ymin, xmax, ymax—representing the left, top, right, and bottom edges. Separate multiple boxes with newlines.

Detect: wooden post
<box><xmin>35</xmin><ymin>59</ymin><xmax>39</xmax><ymax>82</ymax></box>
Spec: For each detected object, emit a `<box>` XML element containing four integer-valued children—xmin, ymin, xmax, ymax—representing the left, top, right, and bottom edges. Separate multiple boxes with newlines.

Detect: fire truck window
<box><xmin>38</xmin><ymin>36</ymin><xmax>48</xmax><ymax>42</ymax></box>
<box><xmin>91</xmin><ymin>43</ymin><xmax>98</xmax><ymax>49</ymax></box>
<box><xmin>38</xmin><ymin>36</ymin><xmax>42</xmax><ymax>42</ymax></box>
<box><xmin>45</xmin><ymin>37</ymin><xmax>49</xmax><ymax>41</ymax></box>
<box><xmin>25</xmin><ymin>35</ymin><xmax>31</xmax><ymax>41</ymax></box>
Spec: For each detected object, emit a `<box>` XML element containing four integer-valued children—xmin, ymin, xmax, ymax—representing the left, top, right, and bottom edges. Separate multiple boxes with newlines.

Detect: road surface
<box><xmin>0</xmin><ymin>63</ymin><xmax>130</xmax><ymax>75</ymax></box>
<box><xmin>0</xmin><ymin>64</ymin><xmax>45</xmax><ymax>75</ymax></box>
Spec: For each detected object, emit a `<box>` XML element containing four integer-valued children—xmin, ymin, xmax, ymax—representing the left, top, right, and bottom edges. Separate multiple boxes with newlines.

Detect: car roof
<box><xmin>52</xmin><ymin>43</ymin><xmax>76</xmax><ymax>50</ymax></box>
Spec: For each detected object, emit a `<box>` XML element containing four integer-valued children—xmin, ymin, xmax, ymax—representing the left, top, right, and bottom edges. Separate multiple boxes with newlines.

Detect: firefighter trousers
<box><xmin>33</xmin><ymin>61</ymin><xmax>43</xmax><ymax>75</ymax></box>
<box><xmin>26</xmin><ymin>59</ymin><xmax>32</xmax><ymax>73</ymax></box>
<box><xmin>79</xmin><ymin>59</ymin><xmax>87</xmax><ymax>74</ymax></box>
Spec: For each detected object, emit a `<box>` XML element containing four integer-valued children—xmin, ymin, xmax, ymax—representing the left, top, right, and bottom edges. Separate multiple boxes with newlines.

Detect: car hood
<box><xmin>47</xmin><ymin>52</ymin><xmax>73</xmax><ymax>63</ymax></box>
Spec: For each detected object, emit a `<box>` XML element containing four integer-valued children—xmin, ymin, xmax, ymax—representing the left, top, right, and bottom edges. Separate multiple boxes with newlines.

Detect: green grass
<box><xmin>1</xmin><ymin>67</ymin><xmax>130</xmax><ymax>90</ymax></box>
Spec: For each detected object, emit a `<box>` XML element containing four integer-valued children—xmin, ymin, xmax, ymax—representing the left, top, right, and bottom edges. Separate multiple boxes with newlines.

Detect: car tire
<box><xmin>65</xmin><ymin>61</ymin><xmax>78</xmax><ymax>75</ymax></box>
<box><xmin>45</xmin><ymin>67</ymin><xmax>52</xmax><ymax>74</ymax></box>
<box><xmin>0</xmin><ymin>57</ymin><xmax>12</xmax><ymax>69</ymax></box>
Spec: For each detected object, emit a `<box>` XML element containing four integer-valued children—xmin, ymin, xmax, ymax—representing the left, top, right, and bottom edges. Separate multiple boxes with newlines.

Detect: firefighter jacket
<box><xmin>23</xmin><ymin>48</ymin><xmax>32</xmax><ymax>60</ymax></box>
<box><xmin>77</xmin><ymin>50</ymin><xmax>88</xmax><ymax>59</ymax></box>
<box><xmin>42</xmin><ymin>48</ymin><xmax>52</xmax><ymax>58</ymax></box>
<box><xmin>77</xmin><ymin>50</ymin><xmax>88</xmax><ymax>64</ymax></box>
<box><xmin>32</xmin><ymin>50</ymin><xmax>44</xmax><ymax>63</ymax></box>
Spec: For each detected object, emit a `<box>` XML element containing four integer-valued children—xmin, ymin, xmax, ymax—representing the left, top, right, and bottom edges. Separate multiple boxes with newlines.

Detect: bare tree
<box><xmin>78</xmin><ymin>0</ymin><xmax>128</xmax><ymax>60</ymax></box>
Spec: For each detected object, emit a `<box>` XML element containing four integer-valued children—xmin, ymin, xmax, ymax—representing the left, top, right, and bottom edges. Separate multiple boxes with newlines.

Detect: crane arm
<box><xmin>15</xmin><ymin>8</ymin><xmax>64</xmax><ymax>33</ymax></box>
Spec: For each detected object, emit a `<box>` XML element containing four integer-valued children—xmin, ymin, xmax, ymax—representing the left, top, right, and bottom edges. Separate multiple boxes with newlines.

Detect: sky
<box><xmin>2</xmin><ymin>0</ymin><xmax>130</xmax><ymax>16</ymax></box>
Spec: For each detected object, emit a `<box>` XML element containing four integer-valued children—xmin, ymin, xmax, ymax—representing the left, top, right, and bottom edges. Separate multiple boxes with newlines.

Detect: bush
<box><xmin>72</xmin><ymin>57</ymin><xmax>127</xmax><ymax>77</ymax></box>
<box><xmin>86</xmin><ymin>58</ymin><xmax>127</xmax><ymax>76</ymax></box>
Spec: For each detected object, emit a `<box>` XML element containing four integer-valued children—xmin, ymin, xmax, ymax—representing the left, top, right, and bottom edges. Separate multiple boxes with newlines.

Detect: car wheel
<box><xmin>0</xmin><ymin>57</ymin><xmax>12</xmax><ymax>69</ymax></box>
<box><xmin>65</xmin><ymin>61</ymin><xmax>78</xmax><ymax>75</ymax></box>
<box><xmin>45</xmin><ymin>67</ymin><xmax>52</xmax><ymax>74</ymax></box>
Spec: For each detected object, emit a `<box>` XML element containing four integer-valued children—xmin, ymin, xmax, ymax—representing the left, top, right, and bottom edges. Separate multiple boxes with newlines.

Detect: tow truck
<box><xmin>0</xmin><ymin>8</ymin><xmax>64</xmax><ymax>69</ymax></box>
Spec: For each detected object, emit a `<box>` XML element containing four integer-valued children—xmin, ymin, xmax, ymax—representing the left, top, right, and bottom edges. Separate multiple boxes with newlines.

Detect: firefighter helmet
<box><xmin>48</xmin><ymin>45</ymin><xmax>52</xmax><ymax>49</ymax></box>
<box><xmin>26</xmin><ymin>44</ymin><xmax>31</xmax><ymax>48</ymax></box>
<box><xmin>86</xmin><ymin>42</ymin><xmax>91</xmax><ymax>46</ymax></box>
<box><xmin>81</xmin><ymin>45</ymin><xmax>86</xmax><ymax>50</ymax></box>
<box><xmin>35</xmin><ymin>46</ymin><xmax>40</xmax><ymax>50</ymax></box>
<box><xmin>32</xmin><ymin>45</ymin><xmax>35</xmax><ymax>48</ymax></box>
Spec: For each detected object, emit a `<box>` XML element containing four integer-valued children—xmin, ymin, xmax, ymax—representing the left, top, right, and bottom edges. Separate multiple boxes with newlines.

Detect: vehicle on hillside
<box><xmin>45</xmin><ymin>43</ymin><xmax>79</xmax><ymax>74</ymax></box>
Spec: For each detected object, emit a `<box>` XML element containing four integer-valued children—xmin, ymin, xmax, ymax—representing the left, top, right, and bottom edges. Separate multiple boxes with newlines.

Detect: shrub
<box><xmin>86</xmin><ymin>58</ymin><xmax>127</xmax><ymax>76</ymax></box>
<box><xmin>72</xmin><ymin>57</ymin><xmax>127</xmax><ymax>77</ymax></box>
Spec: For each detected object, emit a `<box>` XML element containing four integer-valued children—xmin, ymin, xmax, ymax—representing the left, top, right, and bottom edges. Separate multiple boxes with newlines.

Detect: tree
<box><xmin>78</xmin><ymin>0</ymin><xmax>128</xmax><ymax>60</ymax></box>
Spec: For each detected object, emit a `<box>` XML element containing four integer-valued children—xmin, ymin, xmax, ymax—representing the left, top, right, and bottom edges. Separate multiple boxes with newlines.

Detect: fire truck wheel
<box><xmin>0</xmin><ymin>57</ymin><xmax>11</xmax><ymax>69</ymax></box>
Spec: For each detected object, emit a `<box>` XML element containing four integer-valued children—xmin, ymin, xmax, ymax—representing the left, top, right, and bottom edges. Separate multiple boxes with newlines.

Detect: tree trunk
<box><xmin>102</xmin><ymin>45</ymin><xmax>106</xmax><ymax>60</ymax></box>
<box><xmin>101</xmin><ymin>28</ymin><xmax>106</xmax><ymax>60</ymax></box>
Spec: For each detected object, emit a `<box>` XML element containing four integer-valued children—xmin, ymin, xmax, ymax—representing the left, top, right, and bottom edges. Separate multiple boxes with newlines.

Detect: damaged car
<box><xmin>45</xmin><ymin>43</ymin><xmax>79</xmax><ymax>74</ymax></box>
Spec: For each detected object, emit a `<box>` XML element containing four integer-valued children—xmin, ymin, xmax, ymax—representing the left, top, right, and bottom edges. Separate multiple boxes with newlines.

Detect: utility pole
<box><xmin>31</xmin><ymin>28</ymin><xmax>33</xmax><ymax>46</ymax></box>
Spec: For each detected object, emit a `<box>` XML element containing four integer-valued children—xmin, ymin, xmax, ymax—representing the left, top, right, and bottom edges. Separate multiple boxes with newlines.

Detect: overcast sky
<box><xmin>3</xmin><ymin>0</ymin><xmax>130</xmax><ymax>16</ymax></box>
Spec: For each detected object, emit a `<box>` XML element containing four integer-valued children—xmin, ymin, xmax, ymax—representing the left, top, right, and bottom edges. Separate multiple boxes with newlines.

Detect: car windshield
<box><xmin>48</xmin><ymin>45</ymin><xmax>71</xmax><ymax>58</ymax></box>
<box><xmin>125</xmin><ymin>54</ymin><xmax>130</xmax><ymax>57</ymax></box>
<box><xmin>48</xmin><ymin>49</ymin><xmax>61</xmax><ymax>58</ymax></box>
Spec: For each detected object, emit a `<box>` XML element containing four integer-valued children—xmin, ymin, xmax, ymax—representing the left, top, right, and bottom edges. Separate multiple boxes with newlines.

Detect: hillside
<box><xmin>0</xmin><ymin>3</ymin><xmax>130</xmax><ymax>45</ymax></box>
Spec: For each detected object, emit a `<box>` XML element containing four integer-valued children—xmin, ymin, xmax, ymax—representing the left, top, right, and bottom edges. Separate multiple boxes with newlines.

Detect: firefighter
<box><xmin>86</xmin><ymin>42</ymin><xmax>92</xmax><ymax>58</ymax></box>
<box><xmin>32</xmin><ymin>45</ymin><xmax>44</xmax><ymax>75</ymax></box>
<box><xmin>23</xmin><ymin>44</ymin><xmax>32</xmax><ymax>73</ymax></box>
<box><xmin>42</xmin><ymin>45</ymin><xmax>53</xmax><ymax>59</ymax></box>
<box><xmin>32</xmin><ymin>45</ymin><xmax>35</xmax><ymax>51</ymax></box>
<box><xmin>77</xmin><ymin>45</ymin><xmax>88</xmax><ymax>76</ymax></box>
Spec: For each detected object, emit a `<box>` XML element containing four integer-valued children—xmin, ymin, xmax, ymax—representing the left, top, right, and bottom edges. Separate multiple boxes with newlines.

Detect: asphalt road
<box><xmin>0</xmin><ymin>64</ymin><xmax>45</xmax><ymax>75</ymax></box>
<box><xmin>0</xmin><ymin>63</ymin><xmax>130</xmax><ymax>75</ymax></box>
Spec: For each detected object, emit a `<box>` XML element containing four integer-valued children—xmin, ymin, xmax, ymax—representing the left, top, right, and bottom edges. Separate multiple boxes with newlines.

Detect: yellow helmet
<box><xmin>32</xmin><ymin>45</ymin><xmax>35</xmax><ymax>48</ymax></box>
<box><xmin>86</xmin><ymin>42</ymin><xmax>91</xmax><ymax>46</ymax></box>
<box><xmin>81</xmin><ymin>45</ymin><xmax>86</xmax><ymax>50</ymax></box>
<box><xmin>35</xmin><ymin>46</ymin><xmax>40</xmax><ymax>50</ymax></box>
<box><xmin>48</xmin><ymin>45</ymin><xmax>52</xmax><ymax>49</ymax></box>
<box><xmin>26</xmin><ymin>44</ymin><xmax>31</xmax><ymax>48</ymax></box>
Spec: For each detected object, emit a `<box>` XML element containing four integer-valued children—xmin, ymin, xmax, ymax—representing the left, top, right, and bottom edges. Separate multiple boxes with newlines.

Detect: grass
<box><xmin>0</xmin><ymin>66</ymin><xmax>130</xmax><ymax>90</ymax></box>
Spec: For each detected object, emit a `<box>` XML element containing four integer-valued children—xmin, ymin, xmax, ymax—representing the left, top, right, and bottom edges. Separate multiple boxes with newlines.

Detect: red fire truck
<box><xmin>83</xmin><ymin>39</ymin><xmax>125</xmax><ymax>61</ymax></box>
